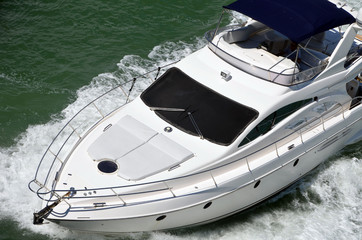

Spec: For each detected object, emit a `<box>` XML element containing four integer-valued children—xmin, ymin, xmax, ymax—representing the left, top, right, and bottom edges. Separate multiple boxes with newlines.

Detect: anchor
<box><xmin>33</xmin><ymin>188</ymin><xmax>76</xmax><ymax>225</ymax></box>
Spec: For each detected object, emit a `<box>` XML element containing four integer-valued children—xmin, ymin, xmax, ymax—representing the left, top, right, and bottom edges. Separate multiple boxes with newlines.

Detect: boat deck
<box><xmin>218</xmin><ymin>28</ymin><xmax>298</xmax><ymax>74</ymax></box>
<box><xmin>207</xmin><ymin>25</ymin><xmax>343</xmax><ymax>85</ymax></box>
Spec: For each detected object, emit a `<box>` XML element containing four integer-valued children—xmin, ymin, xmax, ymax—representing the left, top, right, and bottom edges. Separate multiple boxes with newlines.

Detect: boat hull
<box><xmin>49</xmin><ymin>108</ymin><xmax>361</xmax><ymax>233</ymax></box>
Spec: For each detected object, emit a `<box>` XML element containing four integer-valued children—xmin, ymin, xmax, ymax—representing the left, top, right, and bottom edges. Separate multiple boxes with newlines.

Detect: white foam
<box><xmin>0</xmin><ymin>0</ymin><xmax>361</xmax><ymax>238</ymax></box>
<box><xmin>0</xmin><ymin>37</ymin><xmax>206</xmax><ymax>239</ymax></box>
<box><xmin>150</xmin><ymin>154</ymin><xmax>362</xmax><ymax>240</ymax></box>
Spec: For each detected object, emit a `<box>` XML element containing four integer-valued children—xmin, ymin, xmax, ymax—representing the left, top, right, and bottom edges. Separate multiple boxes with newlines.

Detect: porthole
<box><xmin>254</xmin><ymin>180</ymin><xmax>261</xmax><ymax>188</ymax></box>
<box><xmin>203</xmin><ymin>202</ymin><xmax>212</xmax><ymax>209</ymax></box>
<box><xmin>156</xmin><ymin>215</ymin><xmax>166</xmax><ymax>221</ymax></box>
<box><xmin>97</xmin><ymin>160</ymin><xmax>118</xmax><ymax>174</ymax></box>
<box><xmin>293</xmin><ymin>158</ymin><xmax>299</xmax><ymax>167</ymax></box>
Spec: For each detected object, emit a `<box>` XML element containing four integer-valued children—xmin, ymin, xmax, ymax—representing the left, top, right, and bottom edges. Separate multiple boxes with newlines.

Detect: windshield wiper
<box><xmin>150</xmin><ymin>107</ymin><xmax>185</xmax><ymax>112</ymax></box>
<box><xmin>150</xmin><ymin>106</ymin><xmax>203</xmax><ymax>140</ymax></box>
<box><xmin>187</xmin><ymin>111</ymin><xmax>204</xmax><ymax>140</ymax></box>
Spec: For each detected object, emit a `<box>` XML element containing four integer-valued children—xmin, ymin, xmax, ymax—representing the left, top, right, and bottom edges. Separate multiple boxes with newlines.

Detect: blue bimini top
<box><xmin>224</xmin><ymin>0</ymin><xmax>355</xmax><ymax>43</ymax></box>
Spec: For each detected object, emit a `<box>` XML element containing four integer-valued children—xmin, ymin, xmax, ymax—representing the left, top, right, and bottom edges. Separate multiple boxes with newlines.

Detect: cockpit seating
<box><xmin>223</xmin><ymin>21</ymin><xmax>267</xmax><ymax>44</ymax></box>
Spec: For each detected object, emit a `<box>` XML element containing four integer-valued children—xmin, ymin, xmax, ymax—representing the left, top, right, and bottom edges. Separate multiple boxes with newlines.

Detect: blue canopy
<box><xmin>223</xmin><ymin>0</ymin><xmax>355</xmax><ymax>43</ymax></box>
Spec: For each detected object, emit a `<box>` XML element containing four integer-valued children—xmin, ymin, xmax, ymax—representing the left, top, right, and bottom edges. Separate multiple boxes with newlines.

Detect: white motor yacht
<box><xmin>29</xmin><ymin>0</ymin><xmax>362</xmax><ymax>233</ymax></box>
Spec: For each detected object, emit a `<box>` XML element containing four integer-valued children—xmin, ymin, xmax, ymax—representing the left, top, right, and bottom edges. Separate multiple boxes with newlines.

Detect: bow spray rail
<box><xmin>28</xmin><ymin>61</ymin><xmax>179</xmax><ymax>197</ymax></box>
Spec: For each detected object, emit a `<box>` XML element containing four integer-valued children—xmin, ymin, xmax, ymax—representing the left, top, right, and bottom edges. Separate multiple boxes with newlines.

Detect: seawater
<box><xmin>0</xmin><ymin>1</ymin><xmax>361</xmax><ymax>239</ymax></box>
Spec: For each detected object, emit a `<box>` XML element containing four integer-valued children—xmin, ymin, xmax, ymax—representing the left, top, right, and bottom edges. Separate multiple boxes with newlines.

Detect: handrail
<box><xmin>204</xmin><ymin>26</ymin><xmax>328</xmax><ymax>86</ymax></box>
<box><xmin>28</xmin><ymin>61</ymin><xmax>179</xmax><ymax>194</ymax></box>
<box><xmin>29</xmin><ymin>85</ymin><xmax>362</xmax><ymax>211</ymax></box>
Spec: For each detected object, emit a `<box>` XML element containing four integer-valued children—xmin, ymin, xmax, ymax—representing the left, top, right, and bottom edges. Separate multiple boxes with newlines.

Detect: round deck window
<box><xmin>97</xmin><ymin>160</ymin><xmax>118</xmax><ymax>174</ymax></box>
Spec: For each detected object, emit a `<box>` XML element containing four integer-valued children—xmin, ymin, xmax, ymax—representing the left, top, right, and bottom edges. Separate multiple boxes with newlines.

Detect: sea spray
<box><xmin>0</xmin><ymin>38</ymin><xmax>206</xmax><ymax>239</ymax></box>
<box><xmin>0</xmin><ymin>0</ymin><xmax>361</xmax><ymax>238</ymax></box>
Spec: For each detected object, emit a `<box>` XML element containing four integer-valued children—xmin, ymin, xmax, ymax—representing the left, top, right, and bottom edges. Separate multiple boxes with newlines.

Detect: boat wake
<box><xmin>0</xmin><ymin>10</ymin><xmax>361</xmax><ymax>239</ymax></box>
<box><xmin>0</xmin><ymin>38</ymin><xmax>208</xmax><ymax>239</ymax></box>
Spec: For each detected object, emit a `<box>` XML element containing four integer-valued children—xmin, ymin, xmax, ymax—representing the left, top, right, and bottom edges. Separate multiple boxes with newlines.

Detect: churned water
<box><xmin>0</xmin><ymin>0</ymin><xmax>361</xmax><ymax>239</ymax></box>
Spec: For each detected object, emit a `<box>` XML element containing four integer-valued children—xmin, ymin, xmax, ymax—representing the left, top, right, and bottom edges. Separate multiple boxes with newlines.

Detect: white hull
<box><xmin>51</xmin><ymin>107</ymin><xmax>361</xmax><ymax>233</ymax></box>
<box><xmin>29</xmin><ymin>0</ymin><xmax>362</xmax><ymax>233</ymax></box>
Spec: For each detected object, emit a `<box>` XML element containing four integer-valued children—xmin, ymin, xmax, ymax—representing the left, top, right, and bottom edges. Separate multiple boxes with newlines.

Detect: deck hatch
<box><xmin>97</xmin><ymin>160</ymin><xmax>118</xmax><ymax>174</ymax></box>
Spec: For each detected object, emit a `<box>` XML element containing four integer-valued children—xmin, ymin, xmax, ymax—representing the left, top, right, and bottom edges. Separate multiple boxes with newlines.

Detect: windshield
<box><xmin>141</xmin><ymin>67</ymin><xmax>259</xmax><ymax>146</ymax></box>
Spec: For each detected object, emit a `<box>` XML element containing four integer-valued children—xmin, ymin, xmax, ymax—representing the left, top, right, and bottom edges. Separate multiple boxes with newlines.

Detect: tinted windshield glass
<box><xmin>141</xmin><ymin>67</ymin><xmax>258</xmax><ymax>145</ymax></box>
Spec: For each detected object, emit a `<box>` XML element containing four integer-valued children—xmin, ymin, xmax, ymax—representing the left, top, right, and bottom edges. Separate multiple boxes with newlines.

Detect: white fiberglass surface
<box><xmin>216</xmin><ymin>30</ymin><xmax>297</xmax><ymax>74</ymax></box>
<box><xmin>1</xmin><ymin>41</ymin><xmax>359</xmax><ymax>240</ymax></box>
<box><xmin>1</xmin><ymin>1</ymin><xmax>361</xmax><ymax>240</ymax></box>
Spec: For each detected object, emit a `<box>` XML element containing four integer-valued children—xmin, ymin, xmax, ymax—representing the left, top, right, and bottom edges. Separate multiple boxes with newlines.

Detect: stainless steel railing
<box><xmin>28</xmin><ymin>61</ymin><xmax>178</xmax><ymax>199</ymax></box>
<box><xmin>29</xmin><ymin>82</ymin><xmax>361</xmax><ymax>213</ymax></box>
<box><xmin>204</xmin><ymin>26</ymin><xmax>328</xmax><ymax>86</ymax></box>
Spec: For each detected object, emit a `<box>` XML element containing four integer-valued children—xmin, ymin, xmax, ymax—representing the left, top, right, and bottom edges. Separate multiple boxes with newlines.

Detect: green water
<box><xmin>0</xmin><ymin>0</ymin><xmax>223</xmax><ymax>147</ymax></box>
<box><xmin>0</xmin><ymin>1</ymin><xmax>361</xmax><ymax>240</ymax></box>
